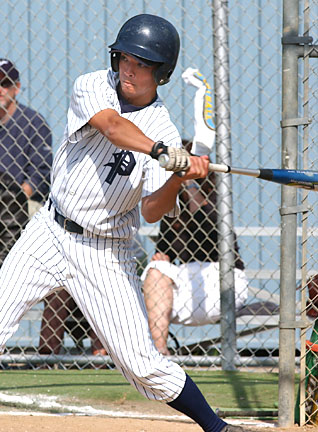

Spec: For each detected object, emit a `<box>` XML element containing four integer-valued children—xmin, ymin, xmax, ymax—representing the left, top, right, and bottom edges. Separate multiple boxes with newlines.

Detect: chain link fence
<box><xmin>295</xmin><ymin>0</ymin><xmax>318</xmax><ymax>426</ymax></box>
<box><xmin>0</xmin><ymin>0</ymin><xmax>318</xmax><ymax>425</ymax></box>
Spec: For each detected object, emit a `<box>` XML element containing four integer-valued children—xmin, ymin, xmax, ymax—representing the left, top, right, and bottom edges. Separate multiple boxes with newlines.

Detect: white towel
<box><xmin>182</xmin><ymin>67</ymin><xmax>216</xmax><ymax>156</ymax></box>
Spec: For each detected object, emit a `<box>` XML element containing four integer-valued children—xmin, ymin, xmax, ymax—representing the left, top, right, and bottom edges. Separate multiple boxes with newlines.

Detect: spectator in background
<box><xmin>0</xmin><ymin>59</ymin><xmax>106</xmax><ymax>361</ymax></box>
<box><xmin>141</xmin><ymin>158</ymin><xmax>248</xmax><ymax>355</ymax></box>
<box><xmin>141</xmin><ymin>67</ymin><xmax>248</xmax><ymax>355</ymax></box>
<box><xmin>0</xmin><ymin>58</ymin><xmax>52</xmax><ymax>266</ymax></box>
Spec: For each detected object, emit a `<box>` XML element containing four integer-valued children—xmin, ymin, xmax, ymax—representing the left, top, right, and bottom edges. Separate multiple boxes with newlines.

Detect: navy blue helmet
<box><xmin>109</xmin><ymin>14</ymin><xmax>180</xmax><ymax>86</ymax></box>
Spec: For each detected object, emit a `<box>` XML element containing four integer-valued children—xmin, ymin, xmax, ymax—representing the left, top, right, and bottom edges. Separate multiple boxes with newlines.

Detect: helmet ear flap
<box><xmin>110</xmin><ymin>52</ymin><xmax>120</xmax><ymax>72</ymax></box>
<box><xmin>154</xmin><ymin>65</ymin><xmax>173</xmax><ymax>86</ymax></box>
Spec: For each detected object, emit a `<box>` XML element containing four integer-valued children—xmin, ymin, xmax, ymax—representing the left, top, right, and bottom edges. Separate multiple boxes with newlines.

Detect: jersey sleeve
<box><xmin>67</xmin><ymin>70</ymin><xmax>120</xmax><ymax>143</ymax></box>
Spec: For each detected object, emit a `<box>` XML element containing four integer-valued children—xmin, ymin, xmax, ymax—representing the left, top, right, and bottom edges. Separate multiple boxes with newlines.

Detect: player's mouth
<box><xmin>122</xmin><ymin>80</ymin><xmax>135</xmax><ymax>89</ymax></box>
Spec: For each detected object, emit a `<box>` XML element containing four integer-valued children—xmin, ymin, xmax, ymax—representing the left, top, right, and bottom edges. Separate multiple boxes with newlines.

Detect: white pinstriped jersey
<box><xmin>50</xmin><ymin>68</ymin><xmax>181</xmax><ymax>238</ymax></box>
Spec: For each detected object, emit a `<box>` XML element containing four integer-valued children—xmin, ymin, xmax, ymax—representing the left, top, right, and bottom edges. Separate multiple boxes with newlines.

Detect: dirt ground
<box><xmin>0</xmin><ymin>414</ymin><xmax>317</xmax><ymax>432</ymax></box>
<box><xmin>0</xmin><ymin>415</ymin><xmax>309</xmax><ymax>432</ymax></box>
<box><xmin>0</xmin><ymin>401</ymin><xmax>317</xmax><ymax>432</ymax></box>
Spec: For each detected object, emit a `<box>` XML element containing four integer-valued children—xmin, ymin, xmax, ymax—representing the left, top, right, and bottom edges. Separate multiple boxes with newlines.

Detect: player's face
<box><xmin>118</xmin><ymin>53</ymin><xmax>158</xmax><ymax>106</ymax></box>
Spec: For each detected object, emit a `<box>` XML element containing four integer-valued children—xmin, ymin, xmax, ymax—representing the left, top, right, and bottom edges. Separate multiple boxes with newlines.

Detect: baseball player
<box><xmin>0</xmin><ymin>14</ymin><xmax>245</xmax><ymax>432</ymax></box>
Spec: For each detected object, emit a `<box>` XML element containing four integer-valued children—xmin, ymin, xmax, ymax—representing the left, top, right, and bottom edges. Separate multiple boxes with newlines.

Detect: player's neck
<box><xmin>117</xmin><ymin>83</ymin><xmax>157</xmax><ymax>109</ymax></box>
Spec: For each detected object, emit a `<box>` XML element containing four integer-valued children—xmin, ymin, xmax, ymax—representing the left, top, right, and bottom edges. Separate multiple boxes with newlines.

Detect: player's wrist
<box><xmin>170</xmin><ymin>172</ymin><xmax>188</xmax><ymax>187</ymax></box>
<box><xmin>149</xmin><ymin>141</ymin><xmax>166</xmax><ymax>160</ymax></box>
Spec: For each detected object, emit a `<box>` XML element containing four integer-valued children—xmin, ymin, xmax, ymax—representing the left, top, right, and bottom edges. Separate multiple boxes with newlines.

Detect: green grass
<box><xmin>0</xmin><ymin>369</ymin><xmax>300</xmax><ymax>412</ymax></box>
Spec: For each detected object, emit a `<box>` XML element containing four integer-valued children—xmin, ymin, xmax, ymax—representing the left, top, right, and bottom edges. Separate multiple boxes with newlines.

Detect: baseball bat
<box><xmin>158</xmin><ymin>154</ymin><xmax>318</xmax><ymax>191</ymax></box>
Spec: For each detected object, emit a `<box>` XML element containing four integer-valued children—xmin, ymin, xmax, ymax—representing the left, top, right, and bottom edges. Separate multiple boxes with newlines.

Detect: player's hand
<box><xmin>150</xmin><ymin>141</ymin><xmax>190</xmax><ymax>173</ymax></box>
<box><xmin>151</xmin><ymin>252</ymin><xmax>170</xmax><ymax>262</ymax></box>
<box><xmin>150</xmin><ymin>142</ymin><xmax>209</xmax><ymax>179</ymax></box>
<box><xmin>179</xmin><ymin>155</ymin><xmax>210</xmax><ymax>180</ymax></box>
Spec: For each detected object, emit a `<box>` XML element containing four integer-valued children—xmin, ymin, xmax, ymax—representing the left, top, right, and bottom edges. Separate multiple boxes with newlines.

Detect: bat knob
<box><xmin>158</xmin><ymin>153</ymin><xmax>169</xmax><ymax>168</ymax></box>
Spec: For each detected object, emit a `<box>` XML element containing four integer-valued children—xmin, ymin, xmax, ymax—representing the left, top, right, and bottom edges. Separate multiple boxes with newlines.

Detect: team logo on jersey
<box><xmin>105</xmin><ymin>150</ymin><xmax>136</xmax><ymax>184</ymax></box>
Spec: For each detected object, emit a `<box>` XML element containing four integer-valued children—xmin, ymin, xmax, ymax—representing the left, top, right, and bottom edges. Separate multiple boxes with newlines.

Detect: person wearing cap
<box><xmin>0</xmin><ymin>58</ymin><xmax>52</xmax><ymax>266</ymax></box>
<box><xmin>0</xmin><ymin>16</ymin><xmax>245</xmax><ymax>432</ymax></box>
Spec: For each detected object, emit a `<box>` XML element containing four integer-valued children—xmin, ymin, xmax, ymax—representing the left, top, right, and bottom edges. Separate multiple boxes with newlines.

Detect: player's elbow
<box><xmin>141</xmin><ymin>203</ymin><xmax>161</xmax><ymax>224</ymax></box>
<box><xmin>141</xmin><ymin>209</ymin><xmax>160</xmax><ymax>224</ymax></box>
<box><xmin>89</xmin><ymin>109</ymin><xmax>120</xmax><ymax>140</ymax></box>
<box><xmin>141</xmin><ymin>197</ymin><xmax>163</xmax><ymax>224</ymax></box>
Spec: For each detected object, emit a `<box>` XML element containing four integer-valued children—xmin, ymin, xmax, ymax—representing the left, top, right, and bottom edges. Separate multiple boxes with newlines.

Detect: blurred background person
<box><xmin>142</xmin><ymin>167</ymin><xmax>248</xmax><ymax>355</ymax></box>
<box><xmin>0</xmin><ymin>58</ymin><xmax>52</xmax><ymax>266</ymax></box>
<box><xmin>142</xmin><ymin>68</ymin><xmax>248</xmax><ymax>355</ymax></box>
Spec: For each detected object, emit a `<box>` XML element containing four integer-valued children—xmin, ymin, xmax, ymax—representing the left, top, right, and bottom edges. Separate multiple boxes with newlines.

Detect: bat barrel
<box><xmin>267</xmin><ymin>169</ymin><xmax>318</xmax><ymax>190</ymax></box>
<box><xmin>159</xmin><ymin>153</ymin><xmax>318</xmax><ymax>192</ymax></box>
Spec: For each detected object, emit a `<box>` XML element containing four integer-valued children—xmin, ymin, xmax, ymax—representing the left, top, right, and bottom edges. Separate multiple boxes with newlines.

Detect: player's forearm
<box><xmin>141</xmin><ymin>174</ymin><xmax>184</xmax><ymax>223</ymax></box>
<box><xmin>105</xmin><ymin>116</ymin><xmax>155</xmax><ymax>153</ymax></box>
<box><xmin>89</xmin><ymin>109</ymin><xmax>154</xmax><ymax>154</ymax></box>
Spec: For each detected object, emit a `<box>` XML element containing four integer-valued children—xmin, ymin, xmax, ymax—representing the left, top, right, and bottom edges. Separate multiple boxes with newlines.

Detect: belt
<box><xmin>50</xmin><ymin>199</ymin><xmax>83</xmax><ymax>234</ymax></box>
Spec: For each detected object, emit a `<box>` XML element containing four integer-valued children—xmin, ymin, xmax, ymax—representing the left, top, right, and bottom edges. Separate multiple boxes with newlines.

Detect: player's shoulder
<box><xmin>149</xmin><ymin>95</ymin><xmax>176</xmax><ymax>126</ymax></box>
<box><xmin>74</xmin><ymin>68</ymin><xmax>117</xmax><ymax>89</ymax></box>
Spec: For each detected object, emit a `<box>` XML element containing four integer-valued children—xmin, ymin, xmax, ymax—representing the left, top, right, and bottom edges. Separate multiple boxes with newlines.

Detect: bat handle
<box><xmin>159</xmin><ymin>154</ymin><xmax>230</xmax><ymax>175</ymax></box>
<box><xmin>208</xmin><ymin>163</ymin><xmax>231</xmax><ymax>173</ymax></box>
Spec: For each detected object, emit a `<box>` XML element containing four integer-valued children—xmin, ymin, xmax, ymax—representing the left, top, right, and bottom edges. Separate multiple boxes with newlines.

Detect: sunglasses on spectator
<box><xmin>0</xmin><ymin>78</ymin><xmax>15</xmax><ymax>88</ymax></box>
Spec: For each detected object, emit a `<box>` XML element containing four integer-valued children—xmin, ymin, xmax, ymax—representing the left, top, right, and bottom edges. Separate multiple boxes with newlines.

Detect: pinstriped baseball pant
<box><xmin>0</xmin><ymin>202</ymin><xmax>186</xmax><ymax>402</ymax></box>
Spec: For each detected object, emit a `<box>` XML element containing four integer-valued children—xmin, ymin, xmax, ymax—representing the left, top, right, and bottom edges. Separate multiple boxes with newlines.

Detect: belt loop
<box><xmin>48</xmin><ymin>198</ymin><xmax>52</xmax><ymax>212</ymax></box>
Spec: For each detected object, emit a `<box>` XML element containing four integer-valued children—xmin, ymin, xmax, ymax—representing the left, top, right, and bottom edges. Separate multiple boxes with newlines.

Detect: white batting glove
<box><xmin>150</xmin><ymin>141</ymin><xmax>190</xmax><ymax>173</ymax></box>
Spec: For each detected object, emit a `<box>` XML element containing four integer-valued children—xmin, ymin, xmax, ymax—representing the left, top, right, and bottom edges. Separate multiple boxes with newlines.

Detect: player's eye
<box><xmin>137</xmin><ymin>62</ymin><xmax>148</xmax><ymax>69</ymax></box>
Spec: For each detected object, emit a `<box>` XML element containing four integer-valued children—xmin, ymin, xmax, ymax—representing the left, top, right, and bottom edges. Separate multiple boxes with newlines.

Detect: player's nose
<box><xmin>124</xmin><ymin>60</ymin><xmax>136</xmax><ymax>76</ymax></box>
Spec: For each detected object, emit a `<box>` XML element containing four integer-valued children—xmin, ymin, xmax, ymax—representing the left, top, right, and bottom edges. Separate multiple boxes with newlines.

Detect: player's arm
<box><xmin>89</xmin><ymin>108</ymin><xmax>154</xmax><ymax>154</ymax></box>
<box><xmin>89</xmin><ymin>110</ymin><xmax>191</xmax><ymax>173</ymax></box>
<box><xmin>141</xmin><ymin>155</ymin><xmax>209</xmax><ymax>223</ymax></box>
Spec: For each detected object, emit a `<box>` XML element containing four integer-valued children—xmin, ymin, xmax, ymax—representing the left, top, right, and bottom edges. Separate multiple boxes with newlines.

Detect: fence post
<box><xmin>212</xmin><ymin>0</ymin><xmax>237</xmax><ymax>371</ymax></box>
<box><xmin>279</xmin><ymin>0</ymin><xmax>300</xmax><ymax>426</ymax></box>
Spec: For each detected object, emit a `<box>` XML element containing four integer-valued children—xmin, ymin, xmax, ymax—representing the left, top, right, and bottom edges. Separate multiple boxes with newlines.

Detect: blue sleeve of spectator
<box><xmin>25</xmin><ymin>113</ymin><xmax>53</xmax><ymax>202</ymax></box>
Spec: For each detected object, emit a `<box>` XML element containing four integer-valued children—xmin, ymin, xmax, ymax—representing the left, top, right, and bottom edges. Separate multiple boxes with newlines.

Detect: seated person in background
<box><xmin>141</xmin><ymin>167</ymin><xmax>248</xmax><ymax>355</ymax></box>
<box><xmin>142</xmin><ymin>67</ymin><xmax>248</xmax><ymax>356</ymax></box>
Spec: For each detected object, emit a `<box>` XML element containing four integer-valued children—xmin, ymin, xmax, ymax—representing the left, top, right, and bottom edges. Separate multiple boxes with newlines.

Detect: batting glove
<box><xmin>150</xmin><ymin>141</ymin><xmax>190</xmax><ymax>173</ymax></box>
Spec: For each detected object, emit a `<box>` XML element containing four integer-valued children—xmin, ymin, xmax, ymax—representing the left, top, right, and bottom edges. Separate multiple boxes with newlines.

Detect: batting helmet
<box><xmin>109</xmin><ymin>14</ymin><xmax>180</xmax><ymax>86</ymax></box>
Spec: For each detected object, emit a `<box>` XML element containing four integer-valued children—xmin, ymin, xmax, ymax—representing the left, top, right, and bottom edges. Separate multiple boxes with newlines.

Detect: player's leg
<box><xmin>65</xmin><ymin>237</ymin><xmax>186</xmax><ymax>399</ymax></box>
<box><xmin>65</xmin><ymin>238</ymin><xmax>232</xmax><ymax>432</ymax></box>
<box><xmin>143</xmin><ymin>268</ymin><xmax>173</xmax><ymax>355</ymax></box>
<box><xmin>0</xmin><ymin>204</ymin><xmax>65</xmax><ymax>353</ymax></box>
